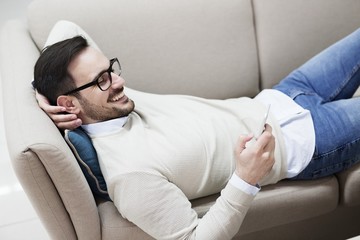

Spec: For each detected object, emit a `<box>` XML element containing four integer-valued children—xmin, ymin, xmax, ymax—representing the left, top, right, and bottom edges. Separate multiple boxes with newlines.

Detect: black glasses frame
<box><xmin>63</xmin><ymin>58</ymin><xmax>121</xmax><ymax>95</ymax></box>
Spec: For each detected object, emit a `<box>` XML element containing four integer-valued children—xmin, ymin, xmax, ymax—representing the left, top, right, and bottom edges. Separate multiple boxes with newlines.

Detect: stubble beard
<box><xmin>79</xmin><ymin>96</ymin><xmax>135</xmax><ymax>122</ymax></box>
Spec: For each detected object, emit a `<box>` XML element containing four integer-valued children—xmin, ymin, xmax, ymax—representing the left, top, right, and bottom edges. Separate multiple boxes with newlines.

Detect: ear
<box><xmin>57</xmin><ymin>95</ymin><xmax>81</xmax><ymax>114</ymax></box>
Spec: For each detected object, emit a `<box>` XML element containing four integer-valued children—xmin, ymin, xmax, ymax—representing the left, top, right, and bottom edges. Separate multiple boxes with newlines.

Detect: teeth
<box><xmin>111</xmin><ymin>93</ymin><xmax>124</xmax><ymax>102</ymax></box>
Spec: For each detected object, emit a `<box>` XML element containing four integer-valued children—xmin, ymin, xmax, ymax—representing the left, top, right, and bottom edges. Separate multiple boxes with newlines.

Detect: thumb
<box><xmin>236</xmin><ymin>133</ymin><xmax>254</xmax><ymax>154</ymax></box>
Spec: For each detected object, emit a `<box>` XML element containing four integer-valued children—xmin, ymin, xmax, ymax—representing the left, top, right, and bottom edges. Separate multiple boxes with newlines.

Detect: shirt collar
<box><xmin>81</xmin><ymin>116</ymin><xmax>128</xmax><ymax>136</ymax></box>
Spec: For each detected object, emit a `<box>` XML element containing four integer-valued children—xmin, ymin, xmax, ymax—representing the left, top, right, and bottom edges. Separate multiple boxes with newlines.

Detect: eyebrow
<box><xmin>91</xmin><ymin>69</ymin><xmax>108</xmax><ymax>82</ymax></box>
<box><xmin>90</xmin><ymin>61</ymin><xmax>111</xmax><ymax>82</ymax></box>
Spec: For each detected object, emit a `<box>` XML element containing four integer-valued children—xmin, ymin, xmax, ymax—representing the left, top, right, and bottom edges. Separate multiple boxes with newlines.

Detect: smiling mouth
<box><xmin>108</xmin><ymin>88</ymin><xmax>128</xmax><ymax>103</ymax></box>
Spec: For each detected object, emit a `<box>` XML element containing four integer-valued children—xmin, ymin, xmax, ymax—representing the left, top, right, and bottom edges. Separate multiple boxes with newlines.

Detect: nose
<box><xmin>110</xmin><ymin>73</ymin><xmax>125</xmax><ymax>88</ymax></box>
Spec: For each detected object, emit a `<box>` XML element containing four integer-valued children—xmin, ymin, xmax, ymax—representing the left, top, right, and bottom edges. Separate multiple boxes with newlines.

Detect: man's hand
<box><xmin>235</xmin><ymin>124</ymin><xmax>275</xmax><ymax>186</ymax></box>
<box><xmin>35</xmin><ymin>90</ymin><xmax>82</xmax><ymax>130</ymax></box>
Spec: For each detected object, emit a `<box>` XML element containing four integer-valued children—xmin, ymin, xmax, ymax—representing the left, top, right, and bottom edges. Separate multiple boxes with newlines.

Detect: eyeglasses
<box><xmin>63</xmin><ymin>58</ymin><xmax>121</xmax><ymax>95</ymax></box>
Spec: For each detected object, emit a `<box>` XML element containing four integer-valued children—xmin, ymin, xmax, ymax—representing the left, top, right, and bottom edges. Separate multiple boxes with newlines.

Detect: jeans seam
<box><xmin>330</xmin><ymin>62</ymin><xmax>360</xmax><ymax>101</ymax></box>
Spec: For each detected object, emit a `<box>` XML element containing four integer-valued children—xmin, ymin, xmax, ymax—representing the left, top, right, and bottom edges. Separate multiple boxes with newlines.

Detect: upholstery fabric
<box><xmin>337</xmin><ymin>163</ymin><xmax>360</xmax><ymax>206</ymax></box>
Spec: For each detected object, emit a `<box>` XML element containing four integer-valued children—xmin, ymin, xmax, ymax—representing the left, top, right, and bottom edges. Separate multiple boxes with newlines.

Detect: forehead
<box><xmin>68</xmin><ymin>47</ymin><xmax>109</xmax><ymax>85</ymax></box>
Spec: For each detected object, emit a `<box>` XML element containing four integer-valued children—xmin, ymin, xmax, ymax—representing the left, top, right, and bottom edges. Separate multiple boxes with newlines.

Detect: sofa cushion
<box><xmin>190</xmin><ymin>176</ymin><xmax>339</xmax><ymax>235</ymax></box>
<box><xmin>337</xmin><ymin>162</ymin><xmax>360</xmax><ymax>207</ymax></box>
<box><xmin>65</xmin><ymin>128</ymin><xmax>111</xmax><ymax>201</ymax></box>
<box><xmin>97</xmin><ymin>176</ymin><xmax>338</xmax><ymax>237</ymax></box>
<box><xmin>237</xmin><ymin>176</ymin><xmax>338</xmax><ymax>235</ymax></box>
<box><xmin>98</xmin><ymin>201</ymin><xmax>154</xmax><ymax>240</ymax></box>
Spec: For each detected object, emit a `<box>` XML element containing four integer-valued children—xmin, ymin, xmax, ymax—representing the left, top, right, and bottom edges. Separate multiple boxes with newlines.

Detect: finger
<box><xmin>256</xmin><ymin>124</ymin><xmax>273</xmax><ymax>146</ymax></box>
<box><xmin>56</xmin><ymin>119</ymin><xmax>82</xmax><ymax>130</ymax></box>
<box><xmin>236</xmin><ymin>134</ymin><xmax>254</xmax><ymax>154</ymax></box>
<box><xmin>51</xmin><ymin>113</ymin><xmax>79</xmax><ymax>124</ymax></box>
<box><xmin>262</xmin><ymin>126</ymin><xmax>276</xmax><ymax>160</ymax></box>
<box><xmin>39</xmin><ymin>103</ymin><xmax>66</xmax><ymax>114</ymax></box>
<box><xmin>35</xmin><ymin>91</ymin><xmax>67</xmax><ymax>113</ymax></box>
<box><xmin>263</xmin><ymin>136</ymin><xmax>275</xmax><ymax>152</ymax></box>
<box><xmin>35</xmin><ymin>90</ymin><xmax>49</xmax><ymax>103</ymax></box>
<box><xmin>263</xmin><ymin>123</ymin><xmax>272</xmax><ymax>133</ymax></box>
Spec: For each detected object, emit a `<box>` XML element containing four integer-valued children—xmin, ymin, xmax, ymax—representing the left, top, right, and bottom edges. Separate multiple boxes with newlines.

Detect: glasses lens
<box><xmin>97</xmin><ymin>73</ymin><xmax>112</xmax><ymax>91</ymax></box>
<box><xmin>97</xmin><ymin>59</ymin><xmax>121</xmax><ymax>91</ymax></box>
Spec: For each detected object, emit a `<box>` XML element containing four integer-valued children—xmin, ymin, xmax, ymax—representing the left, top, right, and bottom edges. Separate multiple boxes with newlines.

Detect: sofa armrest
<box><xmin>0</xmin><ymin>20</ymin><xmax>101</xmax><ymax>240</ymax></box>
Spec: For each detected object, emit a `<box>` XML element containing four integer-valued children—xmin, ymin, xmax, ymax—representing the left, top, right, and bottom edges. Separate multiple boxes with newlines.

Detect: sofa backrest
<box><xmin>27</xmin><ymin>0</ymin><xmax>360</xmax><ymax>99</ymax></box>
<box><xmin>28</xmin><ymin>0</ymin><xmax>260</xmax><ymax>99</ymax></box>
<box><xmin>253</xmin><ymin>0</ymin><xmax>360</xmax><ymax>89</ymax></box>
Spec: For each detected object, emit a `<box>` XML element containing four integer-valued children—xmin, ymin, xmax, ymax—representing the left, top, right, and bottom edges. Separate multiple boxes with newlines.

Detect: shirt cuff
<box><xmin>229</xmin><ymin>173</ymin><xmax>260</xmax><ymax>196</ymax></box>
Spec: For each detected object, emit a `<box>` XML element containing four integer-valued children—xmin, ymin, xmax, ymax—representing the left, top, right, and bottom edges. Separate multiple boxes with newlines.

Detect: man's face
<box><xmin>68</xmin><ymin>47</ymin><xmax>135</xmax><ymax>124</ymax></box>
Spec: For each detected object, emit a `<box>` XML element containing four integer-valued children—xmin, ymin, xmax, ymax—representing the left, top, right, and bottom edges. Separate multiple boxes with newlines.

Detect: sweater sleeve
<box><xmin>109</xmin><ymin>171</ymin><xmax>255</xmax><ymax>240</ymax></box>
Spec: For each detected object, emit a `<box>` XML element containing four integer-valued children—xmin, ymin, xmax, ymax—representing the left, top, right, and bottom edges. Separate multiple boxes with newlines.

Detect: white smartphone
<box><xmin>254</xmin><ymin>104</ymin><xmax>271</xmax><ymax>139</ymax></box>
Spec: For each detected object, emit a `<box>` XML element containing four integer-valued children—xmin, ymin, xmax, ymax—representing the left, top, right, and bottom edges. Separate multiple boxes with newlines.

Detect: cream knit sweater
<box><xmin>89</xmin><ymin>88</ymin><xmax>287</xmax><ymax>240</ymax></box>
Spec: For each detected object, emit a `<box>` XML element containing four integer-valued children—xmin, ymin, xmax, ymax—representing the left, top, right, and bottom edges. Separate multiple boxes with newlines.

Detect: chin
<box><xmin>115</xmin><ymin>99</ymin><xmax>135</xmax><ymax>117</ymax></box>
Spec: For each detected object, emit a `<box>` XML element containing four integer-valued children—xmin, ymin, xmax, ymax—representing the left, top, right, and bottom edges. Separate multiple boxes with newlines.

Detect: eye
<box><xmin>97</xmin><ymin>73</ymin><xmax>110</xmax><ymax>87</ymax></box>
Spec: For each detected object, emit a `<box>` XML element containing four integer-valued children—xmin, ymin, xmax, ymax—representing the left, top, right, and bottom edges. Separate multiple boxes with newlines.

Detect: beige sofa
<box><xmin>1</xmin><ymin>0</ymin><xmax>360</xmax><ymax>239</ymax></box>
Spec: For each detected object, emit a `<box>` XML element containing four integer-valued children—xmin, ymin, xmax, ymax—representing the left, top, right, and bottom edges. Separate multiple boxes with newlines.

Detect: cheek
<box><xmin>87</xmin><ymin>90</ymin><xmax>109</xmax><ymax>104</ymax></box>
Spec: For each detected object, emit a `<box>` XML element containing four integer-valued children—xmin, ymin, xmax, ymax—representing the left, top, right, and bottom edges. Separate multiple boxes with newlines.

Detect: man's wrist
<box><xmin>229</xmin><ymin>172</ymin><xmax>260</xmax><ymax>196</ymax></box>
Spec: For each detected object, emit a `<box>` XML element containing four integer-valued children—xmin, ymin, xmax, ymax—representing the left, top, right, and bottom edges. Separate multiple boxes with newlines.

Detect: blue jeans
<box><xmin>273</xmin><ymin>28</ymin><xmax>360</xmax><ymax>180</ymax></box>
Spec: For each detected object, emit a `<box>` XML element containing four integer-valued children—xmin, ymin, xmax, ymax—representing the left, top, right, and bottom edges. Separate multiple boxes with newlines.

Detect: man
<box><xmin>34</xmin><ymin>21</ymin><xmax>360</xmax><ymax>239</ymax></box>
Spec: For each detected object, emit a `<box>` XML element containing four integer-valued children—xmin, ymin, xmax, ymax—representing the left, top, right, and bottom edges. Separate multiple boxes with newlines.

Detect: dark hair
<box><xmin>33</xmin><ymin>36</ymin><xmax>89</xmax><ymax>105</ymax></box>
